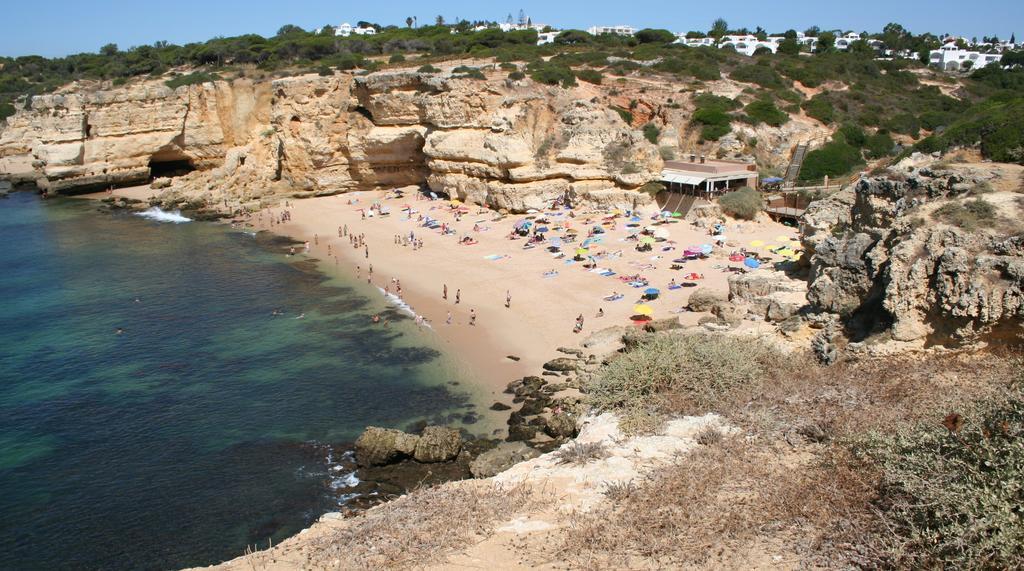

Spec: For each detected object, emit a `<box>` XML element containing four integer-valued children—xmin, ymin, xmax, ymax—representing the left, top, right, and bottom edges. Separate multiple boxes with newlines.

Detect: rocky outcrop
<box><xmin>801</xmin><ymin>158</ymin><xmax>1024</xmax><ymax>346</ymax></box>
<box><xmin>354</xmin><ymin>426</ymin><xmax>421</xmax><ymax>467</ymax></box>
<box><xmin>469</xmin><ymin>442</ymin><xmax>541</xmax><ymax>478</ymax></box>
<box><xmin>412</xmin><ymin>425</ymin><xmax>462</xmax><ymax>463</ymax></box>
<box><xmin>1</xmin><ymin>71</ymin><xmax>661</xmax><ymax>211</ymax></box>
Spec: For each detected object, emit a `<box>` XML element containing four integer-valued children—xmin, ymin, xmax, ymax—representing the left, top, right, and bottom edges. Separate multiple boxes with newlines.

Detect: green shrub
<box><xmin>585</xmin><ymin>334</ymin><xmax>779</xmax><ymax>433</ymax></box>
<box><xmin>0</xmin><ymin>102</ymin><xmax>15</xmax><ymax>121</ymax></box>
<box><xmin>852</xmin><ymin>387</ymin><xmax>1024</xmax><ymax>568</ymax></box>
<box><xmin>802</xmin><ymin>96</ymin><xmax>835</xmax><ymax>124</ymax></box>
<box><xmin>743</xmin><ymin>99</ymin><xmax>788</xmax><ymax>127</ymax></box>
<box><xmin>498</xmin><ymin>62</ymin><xmax>518</xmax><ymax>71</ymax></box>
<box><xmin>417</xmin><ymin>64</ymin><xmax>441</xmax><ymax>73</ymax></box>
<box><xmin>508</xmin><ymin>70</ymin><xmax>525</xmax><ymax>81</ymax></box>
<box><xmin>922</xmin><ymin>96</ymin><xmax>1024</xmax><ymax>164</ymax></box>
<box><xmin>700</xmin><ymin>124</ymin><xmax>731</xmax><ymax>141</ymax></box>
<box><xmin>165</xmin><ymin>72</ymin><xmax>221</xmax><ymax>89</ymax></box>
<box><xmin>885</xmin><ymin>112</ymin><xmax>920</xmax><ymax>137</ymax></box>
<box><xmin>388</xmin><ymin>54</ymin><xmax>406</xmax><ymax>64</ymax></box>
<box><xmin>634</xmin><ymin>29</ymin><xmax>676</xmax><ymax>44</ymax></box>
<box><xmin>931</xmin><ymin>198</ymin><xmax>997</xmax><ymax>230</ymax></box>
<box><xmin>659</xmin><ymin>146</ymin><xmax>677</xmax><ymax>160</ymax></box>
<box><xmin>613</xmin><ymin>107</ymin><xmax>633</xmax><ymax>124</ymax></box>
<box><xmin>527</xmin><ymin>61</ymin><xmax>576</xmax><ymax>87</ymax></box>
<box><xmin>718</xmin><ymin>187</ymin><xmax>763</xmax><ymax>220</ymax></box>
<box><xmin>864</xmin><ymin>132</ymin><xmax>895</xmax><ymax>159</ymax></box>
<box><xmin>730</xmin><ymin>63</ymin><xmax>786</xmax><ymax>89</ymax></box>
<box><xmin>642</xmin><ymin>123</ymin><xmax>660</xmax><ymax>144</ymax></box>
<box><xmin>836</xmin><ymin>123</ymin><xmax>867</xmax><ymax>147</ymax></box>
<box><xmin>574</xmin><ymin>69</ymin><xmax>603</xmax><ymax>85</ymax></box>
<box><xmin>799</xmin><ymin>141</ymin><xmax>864</xmax><ymax>181</ymax></box>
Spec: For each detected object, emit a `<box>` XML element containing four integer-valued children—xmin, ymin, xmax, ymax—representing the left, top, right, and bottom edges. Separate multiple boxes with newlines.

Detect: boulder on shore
<box><xmin>687</xmin><ymin>287</ymin><xmax>727</xmax><ymax>312</ymax></box>
<box><xmin>469</xmin><ymin>442</ymin><xmax>542</xmax><ymax>478</ymax></box>
<box><xmin>355</xmin><ymin>427</ymin><xmax>420</xmax><ymax>467</ymax></box>
<box><xmin>542</xmin><ymin>357</ymin><xmax>577</xmax><ymax>372</ymax></box>
<box><xmin>413</xmin><ymin>426</ymin><xmax>462</xmax><ymax>463</ymax></box>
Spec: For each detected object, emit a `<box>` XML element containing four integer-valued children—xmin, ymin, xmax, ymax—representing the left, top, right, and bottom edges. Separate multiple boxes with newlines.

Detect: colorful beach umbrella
<box><xmin>672</xmin><ymin>212</ymin><xmax>683</xmax><ymax>217</ymax></box>
<box><xmin>750</xmin><ymin>240</ymin><xmax>765</xmax><ymax>248</ymax></box>
<box><xmin>644</xmin><ymin>288</ymin><xmax>660</xmax><ymax>295</ymax></box>
<box><xmin>639</xmin><ymin>236</ymin><xmax>656</xmax><ymax>245</ymax></box>
<box><xmin>575</xmin><ymin>248</ymin><xmax>590</xmax><ymax>256</ymax></box>
<box><xmin>633</xmin><ymin>304</ymin><xmax>654</xmax><ymax>316</ymax></box>
<box><xmin>744</xmin><ymin>258</ymin><xmax>761</xmax><ymax>269</ymax></box>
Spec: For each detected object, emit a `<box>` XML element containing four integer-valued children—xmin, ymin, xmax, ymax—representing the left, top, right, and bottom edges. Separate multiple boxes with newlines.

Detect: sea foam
<box><xmin>135</xmin><ymin>207</ymin><xmax>192</xmax><ymax>224</ymax></box>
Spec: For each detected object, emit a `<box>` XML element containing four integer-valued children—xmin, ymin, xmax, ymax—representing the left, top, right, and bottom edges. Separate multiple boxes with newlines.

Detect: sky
<box><xmin>2</xmin><ymin>0</ymin><xmax>1022</xmax><ymax>58</ymax></box>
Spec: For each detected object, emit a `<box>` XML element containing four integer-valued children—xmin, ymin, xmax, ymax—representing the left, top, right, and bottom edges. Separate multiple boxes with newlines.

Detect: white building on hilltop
<box><xmin>326</xmin><ymin>22</ymin><xmax>376</xmax><ymax>37</ymax></box>
<box><xmin>929</xmin><ymin>43</ymin><xmax>1003</xmax><ymax>70</ymax></box>
<box><xmin>587</xmin><ymin>25</ymin><xmax>636</xmax><ymax>36</ymax></box>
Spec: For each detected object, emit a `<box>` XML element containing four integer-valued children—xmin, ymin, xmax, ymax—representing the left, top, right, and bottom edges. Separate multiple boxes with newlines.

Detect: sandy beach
<box><xmin>243</xmin><ymin>190</ymin><xmax>801</xmax><ymax>394</ymax></box>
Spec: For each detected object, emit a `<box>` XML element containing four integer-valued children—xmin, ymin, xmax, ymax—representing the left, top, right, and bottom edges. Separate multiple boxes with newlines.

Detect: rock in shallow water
<box><xmin>413</xmin><ymin>426</ymin><xmax>462</xmax><ymax>463</ymax></box>
<box><xmin>354</xmin><ymin>427</ymin><xmax>420</xmax><ymax>467</ymax></box>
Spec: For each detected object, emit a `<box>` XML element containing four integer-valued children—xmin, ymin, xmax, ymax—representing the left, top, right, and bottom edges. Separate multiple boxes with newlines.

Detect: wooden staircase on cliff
<box><xmin>783</xmin><ymin>142</ymin><xmax>809</xmax><ymax>186</ymax></box>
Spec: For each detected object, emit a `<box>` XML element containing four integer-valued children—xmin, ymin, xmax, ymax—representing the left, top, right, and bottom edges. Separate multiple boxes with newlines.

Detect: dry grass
<box><xmin>552</xmin><ymin>441</ymin><xmax>609</xmax><ymax>465</ymax></box>
<box><xmin>558</xmin><ymin>348</ymin><xmax>1020</xmax><ymax>568</ymax></box>
<box><xmin>553</xmin><ymin>439</ymin><xmax>878</xmax><ymax>569</ymax></box>
<box><xmin>307</xmin><ymin>480</ymin><xmax>540</xmax><ymax>569</ymax></box>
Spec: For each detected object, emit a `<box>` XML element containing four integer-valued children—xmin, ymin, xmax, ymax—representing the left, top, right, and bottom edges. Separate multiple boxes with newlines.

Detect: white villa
<box><xmin>537</xmin><ymin>31</ymin><xmax>560</xmax><ymax>45</ymax></box>
<box><xmin>834</xmin><ymin>32</ymin><xmax>864</xmax><ymax>50</ymax></box>
<box><xmin>587</xmin><ymin>25</ymin><xmax>636</xmax><ymax>36</ymax></box>
<box><xmin>315</xmin><ymin>22</ymin><xmax>376</xmax><ymax>37</ymax></box>
<box><xmin>929</xmin><ymin>42</ymin><xmax>1003</xmax><ymax>70</ymax></box>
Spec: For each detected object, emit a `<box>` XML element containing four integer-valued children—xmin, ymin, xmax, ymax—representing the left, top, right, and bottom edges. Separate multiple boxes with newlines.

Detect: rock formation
<box><xmin>800</xmin><ymin>157</ymin><xmax>1024</xmax><ymax>346</ymax></box>
<box><xmin>0</xmin><ymin>71</ymin><xmax>663</xmax><ymax>211</ymax></box>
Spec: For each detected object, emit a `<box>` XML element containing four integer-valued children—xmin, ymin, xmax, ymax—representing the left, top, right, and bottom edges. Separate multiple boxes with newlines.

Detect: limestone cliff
<box><xmin>0</xmin><ymin>71</ymin><xmax>663</xmax><ymax>211</ymax></box>
<box><xmin>800</xmin><ymin>156</ymin><xmax>1024</xmax><ymax>346</ymax></box>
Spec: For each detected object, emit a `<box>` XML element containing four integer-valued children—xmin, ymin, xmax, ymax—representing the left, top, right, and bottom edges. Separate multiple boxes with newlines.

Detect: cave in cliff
<box><xmin>148</xmin><ymin>146</ymin><xmax>195</xmax><ymax>180</ymax></box>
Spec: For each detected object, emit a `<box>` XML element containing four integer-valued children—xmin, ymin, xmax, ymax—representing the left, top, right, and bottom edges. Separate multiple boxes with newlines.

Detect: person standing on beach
<box><xmin>455</xmin><ymin>289</ymin><xmax>461</xmax><ymax>304</ymax></box>
<box><xmin>469</xmin><ymin>309</ymin><xmax>476</xmax><ymax>326</ymax></box>
<box><xmin>443</xmin><ymin>284</ymin><xmax>448</xmax><ymax>300</ymax></box>
<box><xmin>505</xmin><ymin>290</ymin><xmax>511</xmax><ymax>309</ymax></box>
<box><xmin>446</xmin><ymin>311</ymin><xmax>452</xmax><ymax>325</ymax></box>
<box><xmin>364</xmin><ymin>245</ymin><xmax>368</xmax><ymax>259</ymax></box>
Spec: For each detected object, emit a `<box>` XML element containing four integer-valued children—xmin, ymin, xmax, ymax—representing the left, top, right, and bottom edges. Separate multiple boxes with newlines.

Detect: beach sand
<box><xmin>246</xmin><ymin>190</ymin><xmax>801</xmax><ymax>397</ymax></box>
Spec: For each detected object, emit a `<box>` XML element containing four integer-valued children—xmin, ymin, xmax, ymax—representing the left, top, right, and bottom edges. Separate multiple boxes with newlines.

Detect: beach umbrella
<box><xmin>575</xmin><ymin>248</ymin><xmax>590</xmax><ymax>256</ymax></box>
<box><xmin>639</xmin><ymin>236</ymin><xmax>656</xmax><ymax>245</ymax></box>
<box><xmin>744</xmin><ymin>258</ymin><xmax>761</xmax><ymax>269</ymax></box>
<box><xmin>536</xmin><ymin>226</ymin><xmax>549</xmax><ymax>233</ymax></box>
<box><xmin>700</xmin><ymin>244</ymin><xmax>713</xmax><ymax>254</ymax></box>
<box><xmin>653</xmin><ymin>228</ymin><xmax>671</xmax><ymax>240</ymax></box>
<box><xmin>750</xmin><ymin>240</ymin><xmax>765</xmax><ymax>247</ymax></box>
<box><xmin>630</xmin><ymin>216</ymin><xmax>642</xmax><ymax>223</ymax></box>
<box><xmin>644</xmin><ymin>288</ymin><xmax>660</xmax><ymax>295</ymax></box>
<box><xmin>661</xmin><ymin>211</ymin><xmax>672</xmax><ymax>218</ymax></box>
<box><xmin>778</xmin><ymin>248</ymin><xmax>796</xmax><ymax>257</ymax></box>
<box><xmin>672</xmin><ymin>211</ymin><xmax>683</xmax><ymax>217</ymax></box>
<box><xmin>633</xmin><ymin>304</ymin><xmax>654</xmax><ymax>316</ymax></box>
<box><xmin>776</xmin><ymin>235</ymin><xmax>792</xmax><ymax>242</ymax></box>
<box><xmin>450</xmin><ymin>198</ymin><xmax>462</xmax><ymax>205</ymax></box>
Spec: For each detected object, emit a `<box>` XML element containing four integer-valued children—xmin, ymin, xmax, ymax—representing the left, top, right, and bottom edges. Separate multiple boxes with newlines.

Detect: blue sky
<box><xmin>2</xmin><ymin>0</ymin><xmax>1021</xmax><ymax>57</ymax></box>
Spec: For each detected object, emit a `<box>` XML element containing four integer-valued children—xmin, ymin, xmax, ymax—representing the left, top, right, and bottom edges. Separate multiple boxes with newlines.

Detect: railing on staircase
<box><xmin>783</xmin><ymin>142</ymin><xmax>809</xmax><ymax>186</ymax></box>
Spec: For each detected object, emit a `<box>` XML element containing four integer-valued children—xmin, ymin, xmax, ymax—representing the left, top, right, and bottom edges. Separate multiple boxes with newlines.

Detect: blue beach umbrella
<box><xmin>744</xmin><ymin>257</ymin><xmax>761</xmax><ymax>269</ymax></box>
<box><xmin>644</xmin><ymin>288</ymin><xmax>660</xmax><ymax>295</ymax></box>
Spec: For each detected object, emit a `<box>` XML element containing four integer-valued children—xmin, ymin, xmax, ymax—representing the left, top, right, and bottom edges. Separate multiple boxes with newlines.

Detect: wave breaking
<box><xmin>135</xmin><ymin>207</ymin><xmax>192</xmax><ymax>224</ymax></box>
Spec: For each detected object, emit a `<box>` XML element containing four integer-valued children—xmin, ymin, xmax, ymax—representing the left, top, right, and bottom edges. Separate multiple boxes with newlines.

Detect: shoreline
<box><xmin>239</xmin><ymin>188</ymin><xmax>799</xmax><ymax>395</ymax></box>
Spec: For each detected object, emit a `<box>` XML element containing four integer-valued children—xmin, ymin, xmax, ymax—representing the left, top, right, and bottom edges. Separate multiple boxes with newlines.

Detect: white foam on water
<box><xmin>135</xmin><ymin>207</ymin><xmax>192</xmax><ymax>224</ymax></box>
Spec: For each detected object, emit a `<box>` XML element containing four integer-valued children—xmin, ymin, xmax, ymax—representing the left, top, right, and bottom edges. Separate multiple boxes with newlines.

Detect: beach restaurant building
<box><xmin>660</xmin><ymin>157</ymin><xmax>759</xmax><ymax>198</ymax></box>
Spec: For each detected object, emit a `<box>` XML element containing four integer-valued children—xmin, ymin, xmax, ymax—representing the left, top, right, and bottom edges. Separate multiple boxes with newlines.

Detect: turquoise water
<box><xmin>0</xmin><ymin>192</ymin><xmax>479</xmax><ymax>570</ymax></box>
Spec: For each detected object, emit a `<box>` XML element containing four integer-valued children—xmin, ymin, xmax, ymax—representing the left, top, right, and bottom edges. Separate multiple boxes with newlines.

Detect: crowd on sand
<box><xmin>244</xmin><ymin>188</ymin><xmax>801</xmax><ymax>343</ymax></box>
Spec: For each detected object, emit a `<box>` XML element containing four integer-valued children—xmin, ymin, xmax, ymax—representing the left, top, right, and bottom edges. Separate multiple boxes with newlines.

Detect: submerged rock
<box><xmin>542</xmin><ymin>357</ymin><xmax>578</xmax><ymax>372</ymax></box>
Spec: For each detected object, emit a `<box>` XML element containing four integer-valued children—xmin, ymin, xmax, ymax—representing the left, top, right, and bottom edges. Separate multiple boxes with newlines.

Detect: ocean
<box><xmin>0</xmin><ymin>191</ymin><xmax>485</xmax><ymax>569</ymax></box>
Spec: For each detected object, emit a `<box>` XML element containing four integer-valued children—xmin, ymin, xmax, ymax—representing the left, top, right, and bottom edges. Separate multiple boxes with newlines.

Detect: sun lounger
<box><xmin>603</xmin><ymin>294</ymin><xmax>625</xmax><ymax>301</ymax></box>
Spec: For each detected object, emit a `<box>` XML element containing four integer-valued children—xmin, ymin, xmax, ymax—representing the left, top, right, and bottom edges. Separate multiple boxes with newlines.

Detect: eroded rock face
<box><xmin>800</xmin><ymin>160</ymin><xmax>1024</xmax><ymax>345</ymax></box>
<box><xmin>1</xmin><ymin>72</ymin><xmax>661</xmax><ymax>211</ymax></box>
<box><xmin>469</xmin><ymin>442</ymin><xmax>541</xmax><ymax>478</ymax></box>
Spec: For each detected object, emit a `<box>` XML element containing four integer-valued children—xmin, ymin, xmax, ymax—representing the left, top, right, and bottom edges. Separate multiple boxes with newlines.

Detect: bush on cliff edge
<box><xmin>718</xmin><ymin>187</ymin><xmax>763</xmax><ymax>220</ymax></box>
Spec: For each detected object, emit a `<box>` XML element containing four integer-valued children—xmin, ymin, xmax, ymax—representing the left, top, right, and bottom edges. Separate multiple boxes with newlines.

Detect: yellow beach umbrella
<box><xmin>575</xmin><ymin>248</ymin><xmax>590</xmax><ymax>256</ymax></box>
<box><xmin>633</xmin><ymin>304</ymin><xmax>654</xmax><ymax>316</ymax></box>
<box><xmin>750</xmin><ymin>240</ymin><xmax>765</xmax><ymax>247</ymax></box>
<box><xmin>639</xmin><ymin>236</ymin><xmax>656</xmax><ymax>245</ymax></box>
<box><xmin>776</xmin><ymin>235</ymin><xmax>793</xmax><ymax>242</ymax></box>
<box><xmin>449</xmin><ymin>198</ymin><xmax>462</xmax><ymax>205</ymax></box>
<box><xmin>778</xmin><ymin>248</ymin><xmax>796</xmax><ymax>257</ymax></box>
